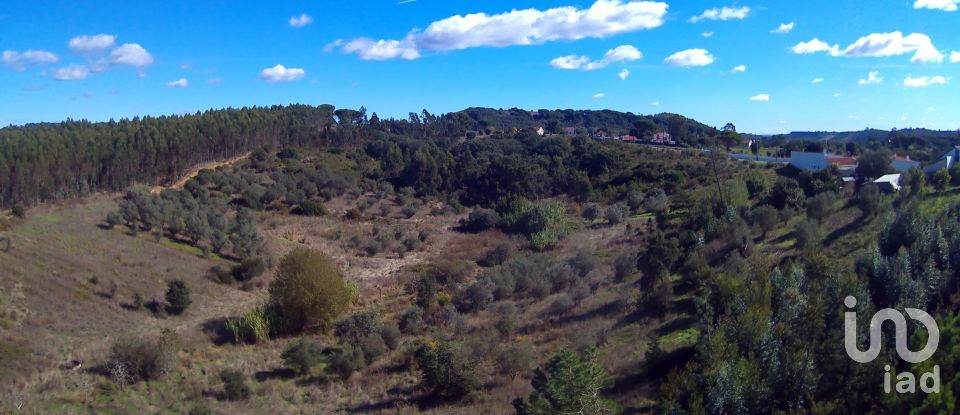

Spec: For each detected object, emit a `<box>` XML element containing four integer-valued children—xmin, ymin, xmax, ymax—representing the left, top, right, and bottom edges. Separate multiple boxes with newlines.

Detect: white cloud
<box><xmin>749</xmin><ymin>93</ymin><xmax>770</xmax><ymax>102</ymax></box>
<box><xmin>732</xmin><ymin>64</ymin><xmax>746</xmax><ymax>73</ymax></box>
<box><xmin>208</xmin><ymin>77</ymin><xmax>223</xmax><ymax>85</ymax></box>
<box><xmin>951</xmin><ymin>51</ymin><xmax>960</xmax><ymax>63</ymax></box>
<box><xmin>689</xmin><ymin>6</ymin><xmax>750</xmax><ymax>23</ymax></box>
<box><xmin>701</xmin><ymin>31</ymin><xmax>714</xmax><ymax>38</ymax></box>
<box><xmin>914</xmin><ymin>0</ymin><xmax>959</xmax><ymax>11</ymax></box>
<box><xmin>52</xmin><ymin>64</ymin><xmax>91</xmax><ymax>81</ymax></box>
<box><xmin>903</xmin><ymin>75</ymin><xmax>948</xmax><ymax>87</ymax></box>
<box><xmin>69</xmin><ymin>34</ymin><xmax>115</xmax><ymax>53</ymax></box>
<box><xmin>166</xmin><ymin>78</ymin><xmax>189</xmax><ymax>88</ymax></box>
<box><xmin>834</xmin><ymin>92</ymin><xmax>842</xmax><ymax>97</ymax></box>
<box><xmin>289</xmin><ymin>13</ymin><xmax>313</xmax><ymax>28</ymax></box>
<box><xmin>791</xmin><ymin>38</ymin><xmax>838</xmax><ymax>54</ymax></box>
<box><xmin>2</xmin><ymin>49</ymin><xmax>59</xmax><ymax>71</ymax></box>
<box><xmin>550</xmin><ymin>45</ymin><xmax>642</xmax><ymax>70</ymax></box>
<box><xmin>259</xmin><ymin>64</ymin><xmax>306</xmax><ymax>82</ymax></box>
<box><xmin>343</xmin><ymin>39</ymin><xmax>420</xmax><ymax>60</ymax></box>
<box><xmin>651</xmin><ymin>101</ymin><xmax>660</xmax><ymax>106</ymax></box>
<box><xmin>109</xmin><ymin>43</ymin><xmax>153</xmax><ymax>67</ymax></box>
<box><xmin>772</xmin><ymin>22</ymin><xmax>795</xmax><ymax>34</ymax></box>
<box><xmin>664</xmin><ymin>48</ymin><xmax>715</xmax><ymax>67</ymax></box>
<box><xmin>858</xmin><ymin>71</ymin><xmax>883</xmax><ymax>85</ymax></box>
<box><xmin>811</xmin><ymin>77</ymin><xmax>824</xmax><ymax>84</ymax></box>
<box><xmin>619</xmin><ymin>68</ymin><xmax>630</xmax><ymax>80</ymax></box>
<box><xmin>341</xmin><ymin>0</ymin><xmax>668</xmax><ymax>60</ymax></box>
<box><xmin>592</xmin><ymin>92</ymin><xmax>605</xmax><ymax>99</ymax></box>
<box><xmin>792</xmin><ymin>32</ymin><xmax>944</xmax><ymax>63</ymax></box>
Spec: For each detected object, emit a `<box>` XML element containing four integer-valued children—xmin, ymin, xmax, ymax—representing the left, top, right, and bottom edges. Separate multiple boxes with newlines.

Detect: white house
<box><xmin>535</xmin><ymin>127</ymin><xmax>545</xmax><ymax>137</ymax></box>
<box><xmin>924</xmin><ymin>147</ymin><xmax>960</xmax><ymax>174</ymax></box>
<box><xmin>789</xmin><ymin>152</ymin><xmax>829</xmax><ymax>171</ymax></box>
<box><xmin>873</xmin><ymin>173</ymin><xmax>902</xmax><ymax>192</ymax></box>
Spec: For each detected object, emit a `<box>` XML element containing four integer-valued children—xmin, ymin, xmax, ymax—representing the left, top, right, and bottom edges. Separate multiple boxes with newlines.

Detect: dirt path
<box><xmin>150</xmin><ymin>152</ymin><xmax>251</xmax><ymax>194</ymax></box>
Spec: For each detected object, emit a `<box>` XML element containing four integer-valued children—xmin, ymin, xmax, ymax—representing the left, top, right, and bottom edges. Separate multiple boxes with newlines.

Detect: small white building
<box><xmin>873</xmin><ymin>173</ymin><xmax>902</xmax><ymax>192</ymax></box>
<box><xmin>535</xmin><ymin>127</ymin><xmax>545</xmax><ymax>137</ymax></box>
<box><xmin>789</xmin><ymin>152</ymin><xmax>829</xmax><ymax>171</ymax></box>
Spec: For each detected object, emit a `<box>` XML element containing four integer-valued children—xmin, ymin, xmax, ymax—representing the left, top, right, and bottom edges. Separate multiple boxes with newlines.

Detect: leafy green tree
<box><xmin>857</xmin><ymin>183</ymin><xmax>881</xmax><ymax>217</ymax></box>
<box><xmin>637</xmin><ymin>232</ymin><xmax>680</xmax><ymax>286</ymax></box>
<box><xmin>855</xmin><ymin>149</ymin><xmax>892</xmax><ymax>179</ymax></box>
<box><xmin>165</xmin><ymin>279</ymin><xmax>191</xmax><ymax>315</ymax></box>
<box><xmin>414</xmin><ymin>340</ymin><xmax>478</xmax><ymax>400</ymax></box>
<box><xmin>932</xmin><ymin>168</ymin><xmax>950</xmax><ymax>193</ymax></box>
<box><xmin>269</xmin><ymin>248</ymin><xmax>353</xmax><ymax>333</ymax></box>
<box><xmin>513</xmin><ymin>349</ymin><xmax>614</xmax><ymax>415</ymax></box>
<box><xmin>751</xmin><ymin>205</ymin><xmax>779</xmax><ymax>237</ymax></box>
<box><xmin>806</xmin><ymin>191</ymin><xmax>836</xmax><ymax>223</ymax></box>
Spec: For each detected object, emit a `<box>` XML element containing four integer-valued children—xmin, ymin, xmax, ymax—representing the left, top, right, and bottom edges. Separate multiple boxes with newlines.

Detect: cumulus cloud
<box><xmin>914</xmin><ymin>0</ymin><xmax>959</xmax><ymax>11</ymax></box>
<box><xmin>664</xmin><ymin>48</ymin><xmax>715</xmax><ymax>67</ymax></box>
<box><xmin>69</xmin><ymin>34</ymin><xmax>116</xmax><ymax>53</ymax></box>
<box><xmin>749</xmin><ymin>93</ymin><xmax>770</xmax><ymax>102</ymax></box>
<box><xmin>550</xmin><ymin>45</ymin><xmax>642</xmax><ymax>70</ymax></box>
<box><xmin>259</xmin><ymin>64</ymin><xmax>306</xmax><ymax>82</ymax></box>
<box><xmin>340</xmin><ymin>0</ymin><xmax>668</xmax><ymax>60</ymax></box>
<box><xmin>689</xmin><ymin>6</ymin><xmax>750</xmax><ymax>23</ymax></box>
<box><xmin>652</xmin><ymin>101</ymin><xmax>660</xmax><ymax>106</ymax></box>
<box><xmin>858</xmin><ymin>71</ymin><xmax>883</xmax><ymax>85</ymax></box>
<box><xmin>619</xmin><ymin>68</ymin><xmax>630</xmax><ymax>80</ymax></box>
<box><xmin>732</xmin><ymin>64</ymin><xmax>746</xmax><ymax>73</ymax></box>
<box><xmin>592</xmin><ymin>92</ymin><xmax>605</xmax><ymax>99</ymax></box>
<box><xmin>951</xmin><ymin>51</ymin><xmax>960</xmax><ymax>63</ymax></box>
<box><xmin>811</xmin><ymin>78</ymin><xmax>824</xmax><ymax>84</ymax></box>
<box><xmin>289</xmin><ymin>13</ymin><xmax>313</xmax><ymax>28</ymax></box>
<box><xmin>109</xmin><ymin>43</ymin><xmax>153</xmax><ymax>67</ymax></box>
<box><xmin>166</xmin><ymin>78</ymin><xmax>189</xmax><ymax>88</ymax></box>
<box><xmin>2</xmin><ymin>49</ymin><xmax>59</xmax><ymax>71</ymax></box>
<box><xmin>52</xmin><ymin>64</ymin><xmax>91</xmax><ymax>81</ymax></box>
<box><xmin>903</xmin><ymin>75</ymin><xmax>948</xmax><ymax>87</ymax></box>
<box><xmin>791</xmin><ymin>32</ymin><xmax>944</xmax><ymax>63</ymax></box>
<box><xmin>701</xmin><ymin>31</ymin><xmax>714</xmax><ymax>38</ymax></box>
<box><xmin>772</xmin><ymin>22</ymin><xmax>795</xmax><ymax>34</ymax></box>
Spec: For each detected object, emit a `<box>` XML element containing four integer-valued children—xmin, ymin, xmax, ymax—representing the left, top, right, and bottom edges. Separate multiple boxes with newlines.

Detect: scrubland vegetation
<box><xmin>2</xmin><ymin>105</ymin><xmax>960</xmax><ymax>414</ymax></box>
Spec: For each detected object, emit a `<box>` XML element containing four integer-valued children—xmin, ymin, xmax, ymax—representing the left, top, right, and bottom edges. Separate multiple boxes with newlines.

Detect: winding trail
<box><xmin>150</xmin><ymin>152</ymin><xmax>251</xmax><ymax>194</ymax></box>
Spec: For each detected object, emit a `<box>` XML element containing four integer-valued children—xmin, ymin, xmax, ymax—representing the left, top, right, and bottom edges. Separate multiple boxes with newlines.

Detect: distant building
<box><xmin>594</xmin><ymin>128</ymin><xmax>610</xmax><ymax>140</ymax></box>
<box><xmin>651</xmin><ymin>131</ymin><xmax>674</xmax><ymax>144</ymax></box>
<box><xmin>620</xmin><ymin>135</ymin><xmax>637</xmax><ymax>142</ymax></box>
<box><xmin>562</xmin><ymin>127</ymin><xmax>577</xmax><ymax>136</ymax></box>
<box><xmin>789</xmin><ymin>152</ymin><xmax>830</xmax><ymax>171</ymax></box>
<box><xmin>891</xmin><ymin>154</ymin><xmax>920</xmax><ymax>172</ymax></box>
<box><xmin>535</xmin><ymin>127</ymin><xmax>545</xmax><ymax>136</ymax></box>
<box><xmin>924</xmin><ymin>147</ymin><xmax>960</xmax><ymax>174</ymax></box>
<box><xmin>873</xmin><ymin>173</ymin><xmax>903</xmax><ymax>192</ymax></box>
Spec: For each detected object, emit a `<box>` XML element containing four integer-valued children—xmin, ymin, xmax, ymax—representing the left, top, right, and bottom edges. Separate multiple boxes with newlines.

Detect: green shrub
<box><xmin>359</xmin><ymin>334</ymin><xmax>388</xmax><ymax>362</ymax></box>
<box><xmin>453</xmin><ymin>280</ymin><xmax>494</xmax><ymax>313</ymax></box>
<box><xmin>478</xmin><ymin>244</ymin><xmax>511</xmax><ymax>267</ymax></box>
<box><xmin>165</xmin><ymin>279</ymin><xmax>191</xmax><ymax>315</ymax></box>
<box><xmin>399</xmin><ymin>307</ymin><xmax>424</xmax><ymax>335</ymax></box>
<box><xmin>220</xmin><ymin>369</ymin><xmax>250</xmax><ymax>401</ymax></box>
<box><xmin>226</xmin><ymin>306</ymin><xmax>271</xmax><ymax>344</ymax></box>
<box><xmin>612</xmin><ymin>251</ymin><xmax>636</xmax><ymax>282</ymax></box>
<box><xmin>294</xmin><ymin>200</ymin><xmax>325</xmax><ymax>216</ymax></box>
<box><xmin>581</xmin><ymin>203</ymin><xmax>600</xmax><ymax>221</ymax></box>
<box><xmin>269</xmin><ymin>248</ymin><xmax>352</xmax><ymax>333</ymax></box>
<box><xmin>282</xmin><ymin>337</ymin><xmax>325</xmax><ymax>376</ymax></box>
<box><xmin>461</xmin><ymin>208</ymin><xmax>500</xmax><ymax>232</ymax></box>
<box><xmin>109</xmin><ymin>329</ymin><xmax>179</xmax><ymax>383</ymax></box>
<box><xmin>10</xmin><ymin>204</ymin><xmax>26</xmax><ymax>219</ymax></box>
<box><xmin>414</xmin><ymin>340</ymin><xmax>478</xmax><ymax>400</ymax></box>
<box><xmin>231</xmin><ymin>257</ymin><xmax>266</xmax><ymax>282</ymax></box>
<box><xmin>381</xmin><ymin>323</ymin><xmax>401</xmax><ymax>349</ymax></box>
<box><xmin>323</xmin><ymin>345</ymin><xmax>366</xmax><ymax>379</ymax></box>
<box><xmin>334</xmin><ymin>311</ymin><xmax>382</xmax><ymax>343</ymax></box>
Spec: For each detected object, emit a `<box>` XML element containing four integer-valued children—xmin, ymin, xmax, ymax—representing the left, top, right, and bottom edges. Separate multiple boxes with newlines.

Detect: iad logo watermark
<box><xmin>844</xmin><ymin>296</ymin><xmax>940</xmax><ymax>394</ymax></box>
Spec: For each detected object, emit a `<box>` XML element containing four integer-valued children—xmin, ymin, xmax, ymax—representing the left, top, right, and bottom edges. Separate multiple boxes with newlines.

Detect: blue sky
<box><xmin>2</xmin><ymin>0</ymin><xmax>959</xmax><ymax>133</ymax></box>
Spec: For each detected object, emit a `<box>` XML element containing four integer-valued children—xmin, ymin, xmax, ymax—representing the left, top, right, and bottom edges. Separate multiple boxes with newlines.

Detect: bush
<box><xmin>496</xmin><ymin>342</ymin><xmax>534</xmax><ymax>377</ymax></box>
<box><xmin>231</xmin><ymin>257</ymin><xmax>267</xmax><ymax>282</ymax></box>
<box><xmin>453</xmin><ymin>280</ymin><xmax>493</xmax><ymax>313</ymax></box>
<box><xmin>282</xmin><ymin>337</ymin><xmax>325</xmax><ymax>376</ymax></box>
<box><xmin>106</xmin><ymin>211</ymin><xmax>122</xmax><ymax>229</ymax></box>
<box><xmin>402</xmin><ymin>204</ymin><xmax>419</xmax><ymax>218</ymax></box>
<box><xmin>794</xmin><ymin>219</ymin><xmax>819</xmax><ymax>251</ymax></box>
<box><xmin>581</xmin><ymin>203</ymin><xmax>600</xmax><ymax>221</ymax></box>
<box><xmin>399</xmin><ymin>307</ymin><xmax>425</xmax><ymax>335</ymax></box>
<box><xmin>612</xmin><ymin>251</ymin><xmax>636</xmax><ymax>282</ymax></box>
<box><xmin>415</xmin><ymin>275</ymin><xmax>438</xmax><ymax>309</ymax></box>
<box><xmin>751</xmin><ymin>204</ymin><xmax>779</xmax><ymax>237</ymax></box>
<box><xmin>604</xmin><ymin>203</ymin><xmax>628</xmax><ymax>225</ymax></box>
<box><xmin>806</xmin><ymin>191</ymin><xmax>836</xmax><ymax>223</ymax></box>
<box><xmin>381</xmin><ymin>323</ymin><xmax>401</xmax><ymax>349</ymax></box>
<box><xmin>269</xmin><ymin>248</ymin><xmax>353</xmax><ymax>333</ymax></box>
<box><xmin>512</xmin><ymin>349</ymin><xmax>614</xmax><ymax>415</ymax></box>
<box><xmin>359</xmin><ymin>334</ymin><xmax>388</xmax><ymax>362</ymax></box>
<box><xmin>323</xmin><ymin>345</ymin><xmax>366</xmax><ymax>380</ymax></box>
<box><xmin>165</xmin><ymin>279</ymin><xmax>191</xmax><ymax>315</ymax></box>
<box><xmin>414</xmin><ymin>341</ymin><xmax>478</xmax><ymax>400</ymax></box>
<box><xmin>544</xmin><ymin>294</ymin><xmax>576</xmax><ymax>318</ymax></box>
<box><xmin>334</xmin><ymin>311</ymin><xmax>382</xmax><ymax>343</ymax></box>
<box><xmin>567</xmin><ymin>250</ymin><xmax>597</xmax><ymax>278</ymax></box>
<box><xmin>220</xmin><ymin>370</ymin><xmax>250</xmax><ymax>401</ymax></box>
<box><xmin>294</xmin><ymin>200</ymin><xmax>326</xmax><ymax>216</ymax></box>
<box><xmin>857</xmin><ymin>183</ymin><xmax>881</xmax><ymax>217</ymax></box>
<box><xmin>461</xmin><ymin>208</ymin><xmax>500</xmax><ymax>232</ymax></box>
<box><xmin>492</xmin><ymin>303</ymin><xmax>517</xmax><ymax>337</ymax></box>
<box><xmin>10</xmin><ymin>204</ymin><xmax>25</xmax><ymax>219</ymax></box>
<box><xmin>226</xmin><ymin>306</ymin><xmax>271</xmax><ymax>344</ymax></box>
<box><xmin>109</xmin><ymin>329</ymin><xmax>179</xmax><ymax>383</ymax></box>
<box><xmin>478</xmin><ymin>244</ymin><xmax>511</xmax><ymax>267</ymax></box>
